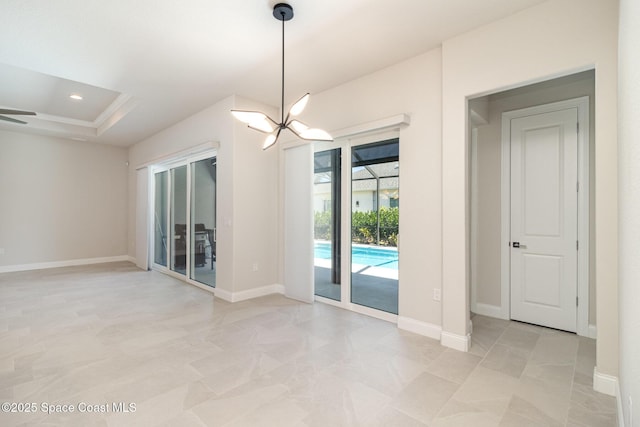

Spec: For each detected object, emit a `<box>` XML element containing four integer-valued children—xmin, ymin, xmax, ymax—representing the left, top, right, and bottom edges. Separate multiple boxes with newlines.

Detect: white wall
<box><xmin>128</xmin><ymin>95</ymin><xmax>279</xmax><ymax>298</ymax></box>
<box><xmin>617</xmin><ymin>0</ymin><xmax>640</xmax><ymax>423</ymax></box>
<box><xmin>442</xmin><ymin>0</ymin><xmax>618</xmax><ymax>370</ymax></box>
<box><xmin>293</xmin><ymin>49</ymin><xmax>443</xmax><ymax>329</ymax></box>
<box><xmin>0</xmin><ymin>130</ymin><xmax>128</xmax><ymax>268</ymax></box>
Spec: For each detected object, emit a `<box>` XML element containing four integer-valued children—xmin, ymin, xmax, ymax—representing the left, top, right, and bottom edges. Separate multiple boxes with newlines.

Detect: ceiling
<box><xmin>0</xmin><ymin>0</ymin><xmax>548</xmax><ymax>147</ymax></box>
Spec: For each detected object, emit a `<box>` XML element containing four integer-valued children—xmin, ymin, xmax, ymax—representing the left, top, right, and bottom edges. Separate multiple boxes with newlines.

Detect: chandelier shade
<box><xmin>231</xmin><ymin>3</ymin><xmax>332</xmax><ymax>150</ymax></box>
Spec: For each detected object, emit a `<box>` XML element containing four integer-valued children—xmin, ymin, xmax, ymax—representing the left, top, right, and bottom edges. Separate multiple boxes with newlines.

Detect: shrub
<box><xmin>315</xmin><ymin>207</ymin><xmax>399</xmax><ymax>247</ymax></box>
<box><xmin>314</xmin><ymin>211</ymin><xmax>332</xmax><ymax>240</ymax></box>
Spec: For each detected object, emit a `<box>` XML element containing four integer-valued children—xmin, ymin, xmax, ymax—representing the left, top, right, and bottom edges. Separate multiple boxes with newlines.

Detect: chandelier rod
<box><xmin>280</xmin><ymin>12</ymin><xmax>285</xmax><ymax>125</ymax></box>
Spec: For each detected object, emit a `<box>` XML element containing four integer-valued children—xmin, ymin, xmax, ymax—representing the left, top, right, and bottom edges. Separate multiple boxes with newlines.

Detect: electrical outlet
<box><xmin>252</xmin><ymin>263</ymin><xmax>259</xmax><ymax>272</ymax></box>
<box><xmin>433</xmin><ymin>288</ymin><xmax>441</xmax><ymax>302</ymax></box>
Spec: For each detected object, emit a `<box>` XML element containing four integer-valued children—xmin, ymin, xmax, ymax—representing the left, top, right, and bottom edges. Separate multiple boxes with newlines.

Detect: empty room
<box><xmin>1</xmin><ymin>0</ymin><xmax>638</xmax><ymax>426</ymax></box>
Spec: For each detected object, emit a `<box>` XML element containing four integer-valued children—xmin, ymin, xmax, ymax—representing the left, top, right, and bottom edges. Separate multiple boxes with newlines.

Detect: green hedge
<box><xmin>314</xmin><ymin>207</ymin><xmax>398</xmax><ymax>247</ymax></box>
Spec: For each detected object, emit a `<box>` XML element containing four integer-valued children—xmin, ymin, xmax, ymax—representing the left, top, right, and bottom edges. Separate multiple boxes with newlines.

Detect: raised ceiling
<box><xmin>0</xmin><ymin>0</ymin><xmax>548</xmax><ymax>147</ymax></box>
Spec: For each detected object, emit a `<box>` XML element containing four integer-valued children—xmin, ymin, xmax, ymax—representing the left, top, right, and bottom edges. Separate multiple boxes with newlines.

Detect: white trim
<box><xmin>96</xmin><ymin>94</ymin><xmax>138</xmax><ymax>135</ymax></box>
<box><xmin>350</xmin><ymin>304</ymin><xmax>398</xmax><ymax>323</ymax></box>
<box><xmin>470</xmin><ymin>127</ymin><xmax>480</xmax><ymax>315</ymax></box>
<box><xmin>617</xmin><ymin>380</ymin><xmax>625</xmax><ymax>427</ymax></box>
<box><xmin>215</xmin><ymin>284</ymin><xmax>285</xmax><ymax>303</ymax></box>
<box><xmin>314</xmin><ymin>294</ymin><xmax>399</xmax><ymax>324</ymax></box>
<box><xmin>500</xmin><ymin>111</ymin><xmax>512</xmax><ymax>320</ymax></box>
<box><xmin>398</xmin><ymin>317</ymin><xmax>441</xmax><ymax>340</ymax></box>
<box><xmin>314</xmin><ymin>295</ymin><xmax>343</xmax><ymax>308</ymax></box>
<box><xmin>500</xmin><ymin>97</ymin><xmax>590</xmax><ymax>335</ymax></box>
<box><xmin>441</xmin><ymin>331</ymin><xmax>471</xmax><ymax>352</ymax></box>
<box><xmin>333</xmin><ymin>114</ymin><xmax>410</xmax><ymax>140</ymax></box>
<box><xmin>473</xmin><ymin>303</ymin><xmax>508</xmax><ymax>320</ymax></box>
<box><xmin>185</xmin><ymin>279</ymin><xmax>216</xmax><ymax>294</ymax></box>
<box><xmin>281</xmin><ymin>114</ymin><xmax>410</xmax><ymax>151</ymax></box>
<box><xmin>588</xmin><ymin>324</ymin><xmax>597</xmax><ymax>339</ymax></box>
<box><xmin>593</xmin><ymin>366</ymin><xmax>618</xmax><ymax>397</ymax></box>
<box><xmin>575</xmin><ymin>99</ymin><xmax>590</xmax><ymax>337</ymax></box>
<box><xmin>213</xmin><ymin>287</ymin><xmax>233</xmax><ymax>302</ymax></box>
<box><xmin>0</xmin><ymin>255</ymin><xmax>132</xmax><ymax>273</ymax></box>
<box><xmin>136</xmin><ymin>141</ymin><xmax>219</xmax><ymax>170</ymax></box>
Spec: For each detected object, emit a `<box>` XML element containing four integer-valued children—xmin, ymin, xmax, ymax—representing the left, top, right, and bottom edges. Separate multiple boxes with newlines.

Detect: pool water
<box><xmin>314</xmin><ymin>242</ymin><xmax>398</xmax><ymax>270</ymax></box>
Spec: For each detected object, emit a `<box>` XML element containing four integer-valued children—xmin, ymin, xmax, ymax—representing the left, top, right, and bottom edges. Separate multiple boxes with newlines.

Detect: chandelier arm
<box><xmin>266</xmin><ymin>115</ymin><xmax>279</xmax><ymax>126</ymax></box>
<box><xmin>285</xmin><ymin>124</ymin><xmax>303</xmax><ymax>139</ymax></box>
<box><xmin>247</xmin><ymin>124</ymin><xmax>272</xmax><ymax>134</ymax></box>
<box><xmin>274</xmin><ymin>126</ymin><xmax>284</xmax><ymax>143</ymax></box>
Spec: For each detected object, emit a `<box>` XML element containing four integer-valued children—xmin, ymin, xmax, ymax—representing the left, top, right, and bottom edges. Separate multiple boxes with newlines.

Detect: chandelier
<box><xmin>231</xmin><ymin>3</ymin><xmax>333</xmax><ymax>150</ymax></box>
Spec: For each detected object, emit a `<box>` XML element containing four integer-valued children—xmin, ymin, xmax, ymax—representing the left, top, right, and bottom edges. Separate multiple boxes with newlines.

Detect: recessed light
<box><xmin>69</xmin><ymin>94</ymin><xmax>83</xmax><ymax>100</ymax></box>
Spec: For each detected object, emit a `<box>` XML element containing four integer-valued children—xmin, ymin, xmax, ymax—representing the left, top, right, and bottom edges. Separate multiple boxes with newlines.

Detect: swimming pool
<box><xmin>314</xmin><ymin>241</ymin><xmax>398</xmax><ymax>270</ymax></box>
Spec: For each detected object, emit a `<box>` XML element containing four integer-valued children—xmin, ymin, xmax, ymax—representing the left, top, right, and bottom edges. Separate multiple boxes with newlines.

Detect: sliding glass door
<box><xmin>313</xmin><ymin>137</ymin><xmax>399</xmax><ymax>316</ymax></box>
<box><xmin>170</xmin><ymin>165</ymin><xmax>187</xmax><ymax>275</ymax></box>
<box><xmin>190</xmin><ymin>158</ymin><xmax>216</xmax><ymax>287</ymax></box>
<box><xmin>350</xmin><ymin>139</ymin><xmax>399</xmax><ymax>314</ymax></box>
<box><xmin>314</xmin><ymin>149</ymin><xmax>341</xmax><ymax>301</ymax></box>
<box><xmin>152</xmin><ymin>153</ymin><xmax>217</xmax><ymax>288</ymax></box>
<box><xmin>153</xmin><ymin>171</ymin><xmax>168</xmax><ymax>267</ymax></box>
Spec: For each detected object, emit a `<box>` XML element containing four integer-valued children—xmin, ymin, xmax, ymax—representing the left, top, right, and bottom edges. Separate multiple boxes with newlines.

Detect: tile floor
<box><xmin>0</xmin><ymin>262</ymin><xmax>616</xmax><ymax>426</ymax></box>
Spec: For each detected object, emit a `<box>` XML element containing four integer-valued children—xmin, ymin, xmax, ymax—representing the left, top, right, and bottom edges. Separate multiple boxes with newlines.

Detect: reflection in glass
<box><xmin>190</xmin><ymin>157</ymin><xmax>217</xmax><ymax>287</ymax></box>
<box><xmin>313</xmin><ymin>149</ymin><xmax>341</xmax><ymax>301</ymax></box>
<box><xmin>154</xmin><ymin>171</ymin><xmax>168</xmax><ymax>266</ymax></box>
<box><xmin>170</xmin><ymin>165</ymin><xmax>187</xmax><ymax>275</ymax></box>
<box><xmin>351</xmin><ymin>139</ymin><xmax>399</xmax><ymax>314</ymax></box>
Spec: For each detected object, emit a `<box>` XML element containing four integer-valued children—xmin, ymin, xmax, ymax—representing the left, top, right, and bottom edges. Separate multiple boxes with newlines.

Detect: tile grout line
<box><xmin>430</xmin><ymin>319</ymin><xmax>512</xmax><ymax>423</ymax></box>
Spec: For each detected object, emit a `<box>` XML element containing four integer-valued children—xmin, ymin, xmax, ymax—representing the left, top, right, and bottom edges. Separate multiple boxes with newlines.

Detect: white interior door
<box><xmin>510</xmin><ymin>108</ymin><xmax>578</xmax><ymax>332</ymax></box>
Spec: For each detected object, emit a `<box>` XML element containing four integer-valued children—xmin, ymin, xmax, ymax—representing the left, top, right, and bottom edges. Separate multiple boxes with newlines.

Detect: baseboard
<box><xmin>441</xmin><ymin>331</ymin><xmax>471</xmax><ymax>352</ymax></box>
<box><xmin>588</xmin><ymin>324</ymin><xmax>597</xmax><ymax>339</ymax></box>
<box><xmin>213</xmin><ymin>287</ymin><xmax>233</xmax><ymax>302</ymax></box>
<box><xmin>593</xmin><ymin>366</ymin><xmax>618</xmax><ymax>397</ymax></box>
<box><xmin>397</xmin><ymin>317</ymin><xmax>442</xmax><ymax>340</ymax></box>
<box><xmin>214</xmin><ymin>284</ymin><xmax>285</xmax><ymax>303</ymax></box>
<box><xmin>0</xmin><ymin>255</ymin><xmax>132</xmax><ymax>274</ymax></box>
<box><xmin>473</xmin><ymin>303</ymin><xmax>509</xmax><ymax>320</ymax></box>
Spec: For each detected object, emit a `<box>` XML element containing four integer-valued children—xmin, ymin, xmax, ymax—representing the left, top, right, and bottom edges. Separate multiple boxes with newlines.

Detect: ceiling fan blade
<box><xmin>0</xmin><ymin>109</ymin><xmax>36</xmax><ymax>116</ymax></box>
<box><xmin>0</xmin><ymin>115</ymin><xmax>28</xmax><ymax>124</ymax></box>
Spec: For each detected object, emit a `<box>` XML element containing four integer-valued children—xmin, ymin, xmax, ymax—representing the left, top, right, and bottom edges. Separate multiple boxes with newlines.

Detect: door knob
<box><xmin>512</xmin><ymin>242</ymin><xmax>527</xmax><ymax>249</ymax></box>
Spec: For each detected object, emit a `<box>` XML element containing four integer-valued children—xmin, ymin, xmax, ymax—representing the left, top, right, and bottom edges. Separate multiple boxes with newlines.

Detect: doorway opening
<box><xmin>469</xmin><ymin>70</ymin><xmax>594</xmax><ymax>337</ymax></box>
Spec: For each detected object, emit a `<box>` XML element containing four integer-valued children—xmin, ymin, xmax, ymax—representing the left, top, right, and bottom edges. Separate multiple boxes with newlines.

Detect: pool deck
<box><xmin>314</xmin><ymin>258</ymin><xmax>398</xmax><ymax>280</ymax></box>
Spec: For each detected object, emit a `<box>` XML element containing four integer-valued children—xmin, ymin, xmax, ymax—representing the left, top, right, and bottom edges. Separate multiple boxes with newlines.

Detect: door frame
<box><xmin>500</xmin><ymin>97</ymin><xmax>590</xmax><ymax>336</ymax></box>
<box><xmin>313</xmin><ymin>128</ymin><xmax>401</xmax><ymax>324</ymax></box>
<box><xmin>149</xmin><ymin>148</ymin><xmax>218</xmax><ymax>294</ymax></box>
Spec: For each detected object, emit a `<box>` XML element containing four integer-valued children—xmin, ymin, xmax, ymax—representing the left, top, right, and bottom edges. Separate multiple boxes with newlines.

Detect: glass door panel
<box><xmin>351</xmin><ymin>139</ymin><xmax>399</xmax><ymax>314</ymax></box>
<box><xmin>190</xmin><ymin>157</ymin><xmax>217</xmax><ymax>287</ymax></box>
<box><xmin>314</xmin><ymin>149</ymin><xmax>341</xmax><ymax>301</ymax></box>
<box><xmin>154</xmin><ymin>171</ymin><xmax>168</xmax><ymax>267</ymax></box>
<box><xmin>170</xmin><ymin>165</ymin><xmax>187</xmax><ymax>275</ymax></box>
